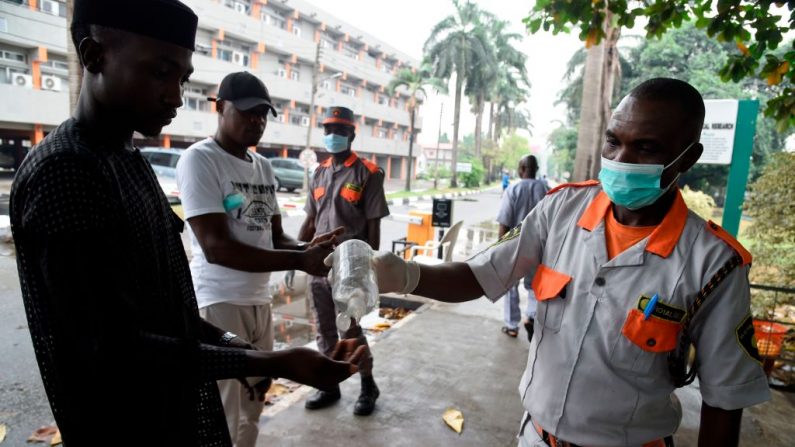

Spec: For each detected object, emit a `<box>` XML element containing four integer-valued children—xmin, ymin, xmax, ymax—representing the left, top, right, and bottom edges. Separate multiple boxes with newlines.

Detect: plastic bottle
<box><xmin>331</xmin><ymin>239</ymin><xmax>379</xmax><ymax>331</ymax></box>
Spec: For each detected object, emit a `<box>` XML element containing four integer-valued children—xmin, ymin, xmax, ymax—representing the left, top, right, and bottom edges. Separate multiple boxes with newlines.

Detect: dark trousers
<box><xmin>309</xmin><ymin>275</ymin><xmax>373</xmax><ymax>375</ymax></box>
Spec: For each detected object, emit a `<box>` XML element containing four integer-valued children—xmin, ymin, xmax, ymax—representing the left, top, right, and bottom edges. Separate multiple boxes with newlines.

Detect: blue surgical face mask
<box><xmin>324</xmin><ymin>133</ymin><xmax>349</xmax><ymax>153</ymax></box>
<box><xmin>598</xmin><ymin>142</ymin><xmax>695</xmax><ymax>210</ymax></box>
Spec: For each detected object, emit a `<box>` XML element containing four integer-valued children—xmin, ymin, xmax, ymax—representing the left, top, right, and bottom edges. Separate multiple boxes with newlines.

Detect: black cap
<box><xmin>72</xmin><ymin>0</ymin><xmax>198</xmax><ymax>51</ymax></box>
<box><xmin>209</xmin><ymin>72</ymin><xmax>278</xmax><ymax>117</ymax></box>
<box><xmin>322</xmin><ymin>106</ymin><xmax>356</xmax><ymax>127</ymax></box>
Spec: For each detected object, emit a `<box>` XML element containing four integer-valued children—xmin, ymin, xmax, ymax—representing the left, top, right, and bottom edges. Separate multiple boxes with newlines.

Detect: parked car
<box><xmin>269</xmin><ymin>157</ymin><xmax>306</xmax><ymax>192</ymax></box>
<box><xmin>141</xmin><ymin>148</ymin><xmax>184</xmax><ymax>204</ymax></box>
<box><xmin>141</xmin><ymin>147</ymin><xmax>183</xmax><ymax>178</ymax></box>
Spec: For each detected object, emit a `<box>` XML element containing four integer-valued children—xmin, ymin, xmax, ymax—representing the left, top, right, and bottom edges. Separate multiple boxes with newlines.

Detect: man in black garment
<box><xmin>10</xmin><ymin>1</ymin><xmax>362</xmax><ymax>445</ymax></box>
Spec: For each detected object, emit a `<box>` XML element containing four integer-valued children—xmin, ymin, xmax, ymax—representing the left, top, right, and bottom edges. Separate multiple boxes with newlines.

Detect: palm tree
<box><xmin>424</xmin><ymin>0</ymin><xmax>493</xmax><ymax>188</ymax></box>
<box><xmin>388</xmin><ymin>65</ymin><xmax>447</xmax><ymax>191</ymax></box>
<box><xmin>483</xmin><ymin>19</ymin><xmax>529</xmax><ymax>145</ymax></box>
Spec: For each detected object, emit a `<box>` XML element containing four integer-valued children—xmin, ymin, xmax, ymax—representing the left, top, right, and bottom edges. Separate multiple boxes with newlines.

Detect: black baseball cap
<box><xmin>209</xmin><ymin>72</ymin><xmax>277</xmax><ymax>117</ymax></box>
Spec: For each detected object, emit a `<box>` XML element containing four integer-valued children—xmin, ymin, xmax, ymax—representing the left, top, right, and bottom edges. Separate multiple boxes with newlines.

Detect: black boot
<box><xmin>353</xmin><ymin>376</ymin><xmax>380</xmax><ymax>416</ymax></box>
<box><xmin>304</xmin><ymin>385</ymin><xmax>341</xmax><ymax>410</ymax></box>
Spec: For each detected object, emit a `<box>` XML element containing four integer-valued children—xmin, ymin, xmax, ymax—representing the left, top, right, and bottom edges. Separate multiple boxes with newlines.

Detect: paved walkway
<box><xmin>255</xmin><ymin>291</ymin><xmax>795</xmax><ymax>447</ymax></box>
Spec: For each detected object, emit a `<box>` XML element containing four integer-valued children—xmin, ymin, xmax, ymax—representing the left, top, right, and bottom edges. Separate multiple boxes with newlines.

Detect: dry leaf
<box><xmin>27</xmin><ymin>425</ymin><xmax>58</xmax><ymax>443</ymax></box>
<box><xmin>442</xmin><ymin>408</ymin><xmax>464</xmax><ymax>434</ymax></box>
<box><xmin>50</xmin><ymin>431</ymin><xmax>61</xmax><ymax>446</ymax></box>
<box><xmin>0</xmin><ymin>424</ymin><xmax>7</xmax><ymax>443</ymax></box>
<box><xmin>267</xmin><ymin>383</ymin><xmax>290</xmax><ymax>397</ymax></box>
<box><xmin>373</xmin><ymin>322</ymin><xmax>392</xmax><ymax>330</ymax></box>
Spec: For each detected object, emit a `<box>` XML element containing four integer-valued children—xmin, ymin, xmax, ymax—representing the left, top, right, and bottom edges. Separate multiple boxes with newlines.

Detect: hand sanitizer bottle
<box><xmin>331</xmin><ymin>240</ymin><xmax>379</xmax><ymax>331</ymax></box>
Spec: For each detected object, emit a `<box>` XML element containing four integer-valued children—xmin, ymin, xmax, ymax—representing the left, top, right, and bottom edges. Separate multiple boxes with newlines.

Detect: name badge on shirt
<box><xmin>636</xmin><ymin>294</ymin><xmax>686</xmax><ymax>323</ymax></box>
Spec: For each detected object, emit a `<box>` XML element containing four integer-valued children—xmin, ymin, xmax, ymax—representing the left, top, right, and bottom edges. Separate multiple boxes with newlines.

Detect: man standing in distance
<box><xmin>299</xmin><ymin>106</ymin><xmax>390</xmax><ymax>416</ymax></box>
<box><xmin>497</xmin><ymin>155</ymin><xmax>547</xmax><ymax>341</ymax></box>
<box><xmin>10</xmin><ymin>2</ymin><xmax>362</xmax><ymax>445</ymax></box>
<box><xmin>177</xmin><ymin>71</ymin><xmax>342</xmax><ymax>447</ymax></box>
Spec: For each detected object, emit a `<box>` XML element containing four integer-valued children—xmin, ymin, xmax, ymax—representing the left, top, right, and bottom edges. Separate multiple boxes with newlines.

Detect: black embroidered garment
<box><xmin>10</xmin><ymin>118</ymin><xmax>245</xmax><ymax>446</ymax></box>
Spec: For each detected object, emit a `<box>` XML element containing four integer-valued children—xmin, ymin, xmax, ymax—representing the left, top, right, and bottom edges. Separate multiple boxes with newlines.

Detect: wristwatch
<box><xmin>219</xmin><ymin>331</ymin><xmax>238</xmax><ymax>346</ymax></box>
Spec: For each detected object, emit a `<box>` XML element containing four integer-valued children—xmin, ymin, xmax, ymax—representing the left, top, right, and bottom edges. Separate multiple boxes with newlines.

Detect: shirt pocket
<box><xmin>611</xmin><ymin>308</ymin><xmax>682</xmax><ymax>374</ymax></box>
<box><xmin>340</xmin><ymin>183</ymin><xmax>363</xmax><ymax>204</ymax></box>
<box><xmin>531</xmin><ymin>264</ymin><xmax>572</xmax><ymax>333</ymax></box>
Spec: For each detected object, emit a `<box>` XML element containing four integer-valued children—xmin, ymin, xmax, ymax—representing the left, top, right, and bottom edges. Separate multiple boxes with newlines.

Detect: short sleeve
<box><xmin>262</xmin><ymin>158</ymin><xmax>281</xmax><ymax>216</ymax></box>
<box><xmin>362</xmin><ymin>170</ymin><xmax>389</xmax><ymax>220</ymax></box>
<box><xmin>689</xmin><ymin>264</ymin><xmax>771</xmax><ymax>410</ymax></box>
<box><xmin>533</xmin><ymin>180</ymin><xmax>549</xmax><ymax>204</ymax></box>
<box><xmin>467</xmin><ymin>196</ymin><xmax>550</xmax><ymax>302</ymax></box>
<box><xmin>176</xmin><ymin>148</ymin><xmax>225</xmax><ymax>219</ymax></box>
<box><xmin>496</xmin><ymin>187</ymin><xmax>515</xmax><ymax>228</ymax></box>
<box><xmin>304</xmin><ymin>171</ymin><xmax>318</xmax><ymax>216</ymax></box>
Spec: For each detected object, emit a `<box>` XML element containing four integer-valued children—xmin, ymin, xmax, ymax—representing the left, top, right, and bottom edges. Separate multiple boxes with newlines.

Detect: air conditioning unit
<box><xmin>347</xmin><ymin>89</ymin><xmax>356</xmax><ymax>97</ymax></box>
<box><xmin>232</xmin><ymin>51</ymin><xmax>247</xmax><ymax>66</ymax></box>
<box><xmin>321</xmin><ymin>80</ymin><xmax>331</xmax><ymax>90</ymax></box>
<box><xmin>292</xmin><ymin>27</ymin><xmax>301</xmax><ymax>37</ymax></box>
<box><xmin>12</xmin><ymin>73</ymin><xmax>33</xmax><ymax>89</ymax></box>
<box><xmin>300</xmin><ymin>116</ymin><xmax>310</xmax><ymax>127</ymax></box>
<box><xmin>290</xmin><ymin>71</ymin><xmax>299</xmax><ymax>81</ymax></box>
<box><xmin>234</xmin><ymin>2</ymin><xmax>247</xmax><ymax>14</ymax></box>
<box><xmin>41</xmin><ymin>0</ymin><xmax>61</xmax><ymax>16</ymax></box>
<box><xmin>41</xmin><ymin>75</ymin><xmax>62</xmax><ymax>91</ymax></box>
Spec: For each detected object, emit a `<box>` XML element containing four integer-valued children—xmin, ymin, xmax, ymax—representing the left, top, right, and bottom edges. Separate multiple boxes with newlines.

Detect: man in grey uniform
<box><xmin>497</xmin><ymin>155</ymin><xmax>548</xmax><ymax>341</ymax></box>
<box><xmin>351</xmin><ymin>78</ymin><xmax>770</xmax><ymax>446</ymax></box>
<box><xmin>299</xmin><ymin>106</ymin><xmax>390</xmax><ymax>416</ymax></box>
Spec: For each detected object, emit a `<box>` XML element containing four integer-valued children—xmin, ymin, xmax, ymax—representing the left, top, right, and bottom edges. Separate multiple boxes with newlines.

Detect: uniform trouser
<box><xmin>503</xmin><ymin>281</ymin><xmax>538</xmax><ymax>330</ymax></box>
<box><xmin>310</xmin><ymin>275</ymin><xmax>374</xmax><ymax>376</ymax></box>
<box><xmin>200</xmin><ymin>303</ymin><xmax>273</xmax><ymax>447</ymax></box>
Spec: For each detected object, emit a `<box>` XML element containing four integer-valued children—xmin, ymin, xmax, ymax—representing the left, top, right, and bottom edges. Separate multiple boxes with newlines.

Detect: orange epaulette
<box><xmin>547</xmin><ymin>179</ymin><xmax>600</xmax><ymax>195</ymax></box>
<box><xmin>705</xmin><ymin>220</ymin><xmax>753</xmax><ymax>266</ymax></box>
<box><xmin>318</xmin><ymin>158</ymin><xmax>332</xmax><ymax>169</ymax></box>
<box><xmin>360</xmin><ymin>158</ymin><xmax>380</xmax><ymax>174</ymax></box>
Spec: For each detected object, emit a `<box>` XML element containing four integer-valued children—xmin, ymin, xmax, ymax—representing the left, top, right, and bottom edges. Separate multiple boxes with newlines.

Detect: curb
<box><xmin>385</xmin><ymin>186</ymin><xmax>496</xmax><ymax>206</ymax></box>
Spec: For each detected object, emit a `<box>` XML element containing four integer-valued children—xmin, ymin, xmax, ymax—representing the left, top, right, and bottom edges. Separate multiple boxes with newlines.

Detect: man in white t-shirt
<box><xmin>177</xmin><ymin>72</ymin><xmax>340</xmax><ymax>447</ymax></box>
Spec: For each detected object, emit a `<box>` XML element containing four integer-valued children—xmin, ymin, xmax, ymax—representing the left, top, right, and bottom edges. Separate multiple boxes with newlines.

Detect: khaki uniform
<box><xmin>467</xmin><ymin>181</ymin><xmax>770</xmax><ymax>446</ymax></box>
<box><xmin>304</xmin><ymin>152</ymin><xmax>389</xmax><ymax>370</ymax></box>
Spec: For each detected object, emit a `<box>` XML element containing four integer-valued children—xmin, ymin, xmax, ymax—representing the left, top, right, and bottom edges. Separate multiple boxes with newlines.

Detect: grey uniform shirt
<box><xmin>305</xmin><ymin>152</ymin><xmax>390</xmax><ymax>242</ymax></box>
<box><xmin>467</xmin><ymin>182</ymin><xmax>770</xmax><ymax>445</ymax></box>
<box><xmin>497</xmin><ymin>178</ymin><xmax>548</xmax><ymax>229</ymax></box>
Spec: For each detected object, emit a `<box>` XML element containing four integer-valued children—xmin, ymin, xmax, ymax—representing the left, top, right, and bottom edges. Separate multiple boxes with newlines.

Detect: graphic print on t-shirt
<box><xmin>230</xmin><ymin>181</ymin><xmax>278</xmax><ymax>231</ymax></box>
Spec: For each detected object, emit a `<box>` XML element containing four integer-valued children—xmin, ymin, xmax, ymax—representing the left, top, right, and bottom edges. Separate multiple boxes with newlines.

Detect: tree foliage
<box><xmin>745</xmin><ymin>152</ymin><xmax>795</xmax><ymax>289</ymax></box>
<box><xmin>547</xmin><ymin>125</ymin><xmax>578</xmax><ymax>181</ymax></box>
<box><xmin>555</xmin><ymin>21</ymin><xmax>793</xmax><ymax>200</ymax></box>
<box><xmin>525</xmin><ymin>0</ymin><xmax>795</xmax><ymax>130</ymax></box>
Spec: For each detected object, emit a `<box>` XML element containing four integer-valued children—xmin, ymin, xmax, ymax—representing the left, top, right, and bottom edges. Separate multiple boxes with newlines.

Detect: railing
<box><xmin>750</xmin><ymin>283</ymin><xmax>795</xmax><ymax>391</ymax></box>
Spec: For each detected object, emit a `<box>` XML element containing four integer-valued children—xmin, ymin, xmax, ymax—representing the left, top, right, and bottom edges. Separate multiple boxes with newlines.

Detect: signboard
<box><xmin>432</xmin><ymin>198</ymin><xmax>453</xmax><ymax>228</ymax></box>
<box><xmin>699</xmin><ymin>99</ymin><xmax>739</xmax><ymax>165</ymax></box>
<box><xmin>456</xmin><ymin>162</ymin><xmax>472</xmax><ymax>173</ymax></box>
<box><xmin>299</xmin><ymin>148</ymin><xmax>317</xmax><ymax>168</ymax></box>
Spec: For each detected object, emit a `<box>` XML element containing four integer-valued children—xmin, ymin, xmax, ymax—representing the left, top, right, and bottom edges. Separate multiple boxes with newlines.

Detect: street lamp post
<box><xmin>302</xmin><ymin>42</ymin><xmax>342</xmax><ymax>193</ymax></box>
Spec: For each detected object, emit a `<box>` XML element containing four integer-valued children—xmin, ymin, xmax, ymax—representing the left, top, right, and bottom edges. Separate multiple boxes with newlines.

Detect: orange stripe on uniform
<box><xmin>360</xmin><ymin>158</ymin><xmax>379</xmax><ymax>174</ymax></box>
<box><xmin>705</xmin><ymin>220</ymin><xmax>753</xmax><ymax>265</ymax></box>
<box><xmin>547</xmin><ymin>179</ymin><xmax>600</xmax><ymax>195</ymax></box>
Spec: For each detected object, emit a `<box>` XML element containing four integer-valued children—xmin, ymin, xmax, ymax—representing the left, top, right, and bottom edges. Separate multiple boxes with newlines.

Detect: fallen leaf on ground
<box><xmin>0</xmin><ymin>424</ymin><xmax>7</xmax><ymax>443</ymax></box>
<box><xmin>50</xmin><ymin>430</ymin><xmax>61</xmax><ymax>446</ymax></box>
<box><xmin>267</xmin><ymin>383</ymin><xmax>291</xmax><ymax>397</ymax></box>
<box><xmin>373</xmin><ymin>322</ymin><xmax>392</xmax><ymax>330</ymax></box>
<box><xmin>27</xmin><ymin>425</ymin><xmax>58</xmax><ymax>443</ymax></box>
<box><xmin>443</xmin><ymin>408</ymin><xmax>464</xmax><ymax>434</ymax></box>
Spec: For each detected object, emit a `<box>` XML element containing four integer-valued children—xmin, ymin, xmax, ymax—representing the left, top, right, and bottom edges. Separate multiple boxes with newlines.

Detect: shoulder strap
<box><xmin>667</xmin><ymin>255</ymin><xmax>744</xmax><ymax>387</ymax></box>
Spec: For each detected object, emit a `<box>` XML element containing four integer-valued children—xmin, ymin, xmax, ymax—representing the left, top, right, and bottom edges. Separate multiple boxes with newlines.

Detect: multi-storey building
<box><xmin>0</xmin><ymin>0</ymin><xmax>422</xmax><ymax>180</ymax></box>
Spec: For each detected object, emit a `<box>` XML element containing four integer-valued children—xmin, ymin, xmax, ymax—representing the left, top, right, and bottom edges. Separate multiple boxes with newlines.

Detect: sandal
<box><xmin>501</xmin><ymin>326</ymin><xmax>518</xmax><ymax>338</ymax></box>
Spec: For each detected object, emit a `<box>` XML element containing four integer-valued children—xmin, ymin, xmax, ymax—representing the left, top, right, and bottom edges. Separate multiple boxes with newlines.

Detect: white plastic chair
<box><xmin>408</xmin><ymin>220</ymin><xmax>464</xmax><ymax>265</ymax></box>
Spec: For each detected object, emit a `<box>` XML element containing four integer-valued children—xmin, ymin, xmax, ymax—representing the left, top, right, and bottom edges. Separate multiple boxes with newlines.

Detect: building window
<box><xmin>40</xmin><ymin>0</ymin><xmax>66</xmax><ymax>17</ymax></box>
<box><xmin>182</xmin><ymin>84</ymin><xmax>211</xmax><ymax>112</ymax></box>
<box><xmin>377</xmin><ymin>95</ymin><xmax>388</xmax><ymax>106</ymax></box>
<box><xmin>341</xmin><ymin>85</ymin><xmax>356</xmax><ymax>97</ymax></box>
<box><xmin>261</xmin><ymin>10</ymin><xmax>286</xmax><ymax>29</ymax></box>
<box><xmin>0</xmin><ymin>50</ymin><xmax>26</xmax><ymax>63</ymax></box>
<box><xmin>320</xmin><ymin>39</ymin><xmax>334</xmax><ymax>49</ymax></box>
<box><xmin>378</xmin><ymin>128</ymin><xmax>387</xmax><ymax>139</ymax></box>
<box><xmin>381</xmin><ymin>63</ymin><xmax>393</xmax><ymax>73</ymax></box>
<box><xmin>0</xmin><ymin>17</ymin><xmax>7</xmax><ymax>33</ymax></box>
<box><xmin>292</xmin><ymin>26</ymin><xmax>302</xmax><ymax>37</ymax></box>
<box><xmin>290</xmin><ymin>70</ymin><xmax>299</xmax><ymax>81</ymax></box>
<box><xmin>343</xmin><ymin>47</ymin><xmax>359</xmax><ymax>60</ymax></box>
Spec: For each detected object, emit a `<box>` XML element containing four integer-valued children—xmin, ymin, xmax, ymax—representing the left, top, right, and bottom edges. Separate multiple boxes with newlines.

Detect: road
<box><xmin>0</xmin><ymin>187</ymin><xmax>503</xmax><ymax>445</ymax></box>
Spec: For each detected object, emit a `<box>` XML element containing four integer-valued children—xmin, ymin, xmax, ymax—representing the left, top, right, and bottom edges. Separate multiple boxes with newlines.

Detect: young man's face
<box><xmin>218</xmin><ymin>101</ymin><xmax>268</xmax><ymax>148</ymax></box>
<box><xmin>93</xmin><ymin>30</ymin><xmax>193</xmax><ymax>137</ymax></box>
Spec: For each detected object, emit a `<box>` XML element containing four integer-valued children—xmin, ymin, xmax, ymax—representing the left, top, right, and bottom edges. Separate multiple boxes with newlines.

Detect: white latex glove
<box><xmin>324</xmin><ymin>253</ymin><xmax>334</xmax><ymax>283</ymax></box>
<box><xmin>371</xmin><ymin>251</ymin><xmax>421</xmax><ymax>294</ymax></box>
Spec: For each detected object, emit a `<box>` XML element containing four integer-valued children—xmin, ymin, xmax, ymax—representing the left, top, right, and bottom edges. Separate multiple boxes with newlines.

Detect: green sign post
<box><xmin>721</xmin><ymin>99</ymin><xmax>759</xmax><ymax>238</ymax></box>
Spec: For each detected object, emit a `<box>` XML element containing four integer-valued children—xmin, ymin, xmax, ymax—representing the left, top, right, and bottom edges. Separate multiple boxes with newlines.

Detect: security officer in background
<box><xmin>299</xmin><ymin>106</ymin><xmax>390</xmax><ymax>416</ymax></box>
<box><xmin>351</xmin><ymin>78</ymin><xmax>771</xmax><ymax>446</ymax></box>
